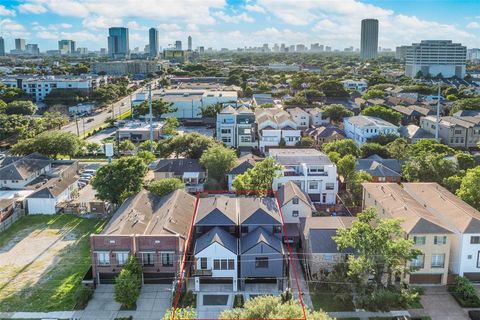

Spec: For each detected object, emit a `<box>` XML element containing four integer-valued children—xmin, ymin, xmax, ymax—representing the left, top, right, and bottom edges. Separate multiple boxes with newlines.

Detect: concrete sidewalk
<box><xmin>290</xmin><ymin>253</ymin><xmax>313</xmax><ymax>310</ymax></box>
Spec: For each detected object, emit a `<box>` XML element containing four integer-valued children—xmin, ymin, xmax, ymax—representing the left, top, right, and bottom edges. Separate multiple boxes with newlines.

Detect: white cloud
<box><xmin>0</xmin><ymin>5</ymin><xmax>16</xmax><ymax>16</ymax></box>
<box><xmin>126</xmin><ymin>21</ymin><xmax>148</xmax><ymax>31</ymax></box>
<box><xmin>245</xmin><ymin>4</ymin><xmax>265</xmax><ymax>13</ymax></box>
<box><xmin>467</xmin><ymin>21</ymin><xmax>480</xmax><ymax>29</ymax></box>
<box><xmin>18</xmin><ymin>3</ymin><xmax>47</xmax><ymax>14</ymax></box>
<box><xmin>0</xmin><ymin>19</ymin><xmax>30</xmax><ymax>38</ymax></box>
<box><xmin>82</xmin><ymin>15</ymin><xmax>123</xmax><ymax>30</ymax></box>
<box><xmin>213</xmin><ymin>11</ymin><xmax>254</xmax><ymax>23</ymax></box>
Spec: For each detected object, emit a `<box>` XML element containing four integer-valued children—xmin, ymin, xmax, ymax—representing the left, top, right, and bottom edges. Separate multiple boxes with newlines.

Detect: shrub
<box><xmin>74</xmin><ymin>286</ymin><xmax>94</xmax><ymax>309</ymax></box>
<box><xmin>450</xmin><ymin>276</ymin><xmax>480</xmax><ymax>307</ymax></box>
<box><xmin>233</xmin><ymin>294</ymin><xmax>245</xmax><ymax>308</ymax></box>
<box><xmin>181</xmin><ymin>290</ymin><xmax>197</xmax><ymax>308</ymax></box>
<box><xmin>281</xmin><ymin>288</ymin><xmax>293</xmax><ymax>303</ymax></box>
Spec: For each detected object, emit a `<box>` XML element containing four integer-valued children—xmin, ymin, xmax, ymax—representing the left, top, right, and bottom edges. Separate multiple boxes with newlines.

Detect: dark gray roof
<box><xmin>399</xmin><ymin>125</ymin><xmax>437</xmax><ymax>140</ymax></box>
<box><xmin>356</xmin><ymin>155</ymin><xmax>401</xmax><ymax>178</ymax></box>
<box><xmin>229</xmin><ymin>154</ymin><xmax>263</xmax><ymax>175</ymax></box>
<box><xmin>0</xmin><ymin>153</ymin><xmax>51</xmax><ymax>180</ymax></box>
<box><xmin>308</xmin><ymin>229</ymin><xmax>354</xmax><ymax>254</ymax></box>
<box><xmin>253</xmin><ymin>93</ymin><xmax>274</xmax><ymax>105</ymax></box>
<box><xmin>305</xmin><ymin>125</ymin><xmax>345</xmax><ymax>139</ymax></box>
<box><xmin>453</xmin><ymin>110</ymin><xmax>480</xmax><ymax>117</ymax></box>
<box><xmin>27</xmin><ymin>176</ymin><xmax>77</xmax><ymax>199</ymax></box>
<box><xmin>194</xmin><ymin>226</ymin><xmax>238</xmax><ymax>254</ymax></box>
<box><xmin>154</xmin><ymin>158</ymin><xmax>204</xmax><ymax>175</ymax></box>
<box><xmin>240</xmin><ymin>226</ymin><xmax>283</xmax><ymax>253</ymax></box>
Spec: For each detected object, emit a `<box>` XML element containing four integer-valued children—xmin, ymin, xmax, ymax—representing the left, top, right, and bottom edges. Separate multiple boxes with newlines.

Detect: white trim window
<box><xmin>431</xmin><ymin>254</ymin><xmax>445</xmax><ymax>268</ymax></box>
<box><xmin>433</xmin><ymin>236</ymin><xmax>447</xmax><ymax>245</ymax></box>
<box><xmin>413</xmin><ymin>236</ymin><xmax>426</xmax><ymax>245</ymax></box>
<box><xmin>161</xmin><ymin>251</ymin><xmax>174</xmax><ymax>267</ymax></box>
<box><xmin>97</xmin><ymin>251</ymin><xmax>110</xmax><ymax>266</ymax></box>
<box><xmin>116</xmin><ymin>251</ymin><xmax>129</xmax><ymax>266</ymax></box>
<box><xmin>410</xmin><ymin>254</ymin><xmax>424</xmax><ymax>268</ymax></box>
<box><xmin>141</xmin><ymin>252</ymin><xmax>155</xmax><ymax>267</ymax></box>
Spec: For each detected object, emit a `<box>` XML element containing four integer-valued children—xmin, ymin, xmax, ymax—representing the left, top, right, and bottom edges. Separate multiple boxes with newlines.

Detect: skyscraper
<box><xmin>15</xmin><ymin>38</ymin><xmax>26</xmax><ymax>51</ymax></box>
<box><xmin>58</xmin><ymin>40</ymin><xmax>75</xmax><ymax>54</ymax></box>
<box><xmin>0</xmin><ymin>37</ymin><xmax>5</xmax><ymax>56</ymax></box>
<box><xmin>149</xmin><ymin>27</ymin><xmax>159</xmax><ymax>58</ymax></box>
<box><xmin>188</xmin><ymin>35</ymin><xmax>192</xmax><ymax>51</ymax></box>
<box><xmin>108</xmin><ymin>27</ymin><xmax>129</xmax><ymax>59</ymax></box>
<box><xmin>175</xmin><ymin>40</ymin><xmax>182</xmax><ymax>50</ymax></box>
<box><xmin>360</xmin><ymin>19</ymin><xmax>378</xmax><ymax>60</ymax></box>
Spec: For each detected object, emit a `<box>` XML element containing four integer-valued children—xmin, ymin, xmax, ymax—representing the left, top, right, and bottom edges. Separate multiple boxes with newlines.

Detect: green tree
<box><xmin>284</xmin><ymin>95</ymin><xmax>308</xmax><ymax>106</ymax></box>
<box><xmin>219</xmin><ymin>295</ymin><xmax>332</xmax><ymax>320</ymax></box>
<box><xmin>321</xmin><ymin>104</ymin><xmax>354</xmax><ymax>123</ymax></box>
<box><xmin>86</xmin><ymin>142</ymin><xmax>101</xmax><ymax>155</ymax></box>
<box><xmin>408</xmin><ymin>139</ymin><xmax>455</xmax><ymax>156</ymax></box>
<box><xmin>443</xmin><ymin>174</ymin><xmax>464</xmax><ymax>193</ymax></box>
<box><xmin>347</xmin><ymin>171</ymin><xmax>372</xmax><ymax>206</ymax></box>
<box><xmin>319</xmin><ymin>80</ymin><xmax>349</xmax><ymax>98</ymax></box>
<box><xmin>232</xmin><ymin>157</ymin><xmax>281</xmax><ymax>195</ymax></box>
<box><xmin>386</xmin><ymin>138</ymin><xmax>409</xmax><ymax>160</ymax></box>
<box><xmin>334</xmin><ymin>208</ymin><xmax>421</xmax><ymax>291</ymax></box>
<box><xmin>362</xmin><ymin>89</ymin><xmax>384</xmax><ymax>100</ymax></box>
<box><xmin>138</xmin><ymin>140</ymin><xmax>158</xmax><ymax>152</ymax></box>
<box><xmin>118</xmin><ymin>139</ymin><xmax>135</xmax><ymax>155</ymax></box>
<box><xmin>361</xmin><ymin>105</ymin><xmax>401</xmax><ymax>125</ymax></box>
<box><xmin>44</xmin><ymin>89</ymin><xmax>88</xmax><ymax>107</ymax></box>
<box><xmin>455</xmin><ymin>153</ymin><xmax>476</xmax><ymax>171</ymax></box>
<box><xmin>337</xmin><ymin>154</ymin><xmax>356</xmax><ymax>178</ymax></box>
<box><xmin>368</xmin><ymin>133</ymin><xmax>399</xmax><ymax>146</ymax></box>
<box><xmin>199</xmin><ymin>103</ymin><xmax>223</xmax><ymax>118</ymax></box>
<box><xmin>200</xmin><ymin>145</ymin><xmax>237</xmax><ymax>186</ymax></box>
<box><xmin>135</xmin><ymin>99</ymin><xmax>176</xmax><ymax>119</ymax></box>
<box><xmin>149</xmin><ymin>178</ymin><xmax>185</xmax><ymax>197</ymax></box>
<box><xmin>456</xmin><ymin>167</ymin><xmax>480</xmax><ymax>210</ymax></box>
<box><xmin>159</xmin><ymin>132</ymin><xmax>222</xmax><ymax>159</ymax></box>
<box><xmin>10</xmin><ymin>130</ymin><xmax>82</xmax><ymax>159</ymax></box>
<box><xmin>360</xmin><ymin>142</ymin><xmax>390</xmax><ymax>158</ymax></box>
<box><xmin>91</xmin><ymin>156</ymin><xmax>148</xmax><ymax>204</ymax></box>
<box><xmin>5</xmin><ymin>100</ymin><xmax>37</xmax><ymax>115</ymax></box>
<box><xmin>322</xmin><ymin>139</ymin><xmax>359</xmax><ymax>157</ymax></box>
<box><xmin>114</xmin><ymin>269</ymin><xmax>140</xmax><ymax>309</ymax></box>
<box><xmin>327</xmin><ymin>151</ymin><xmax>341</xmax><ymax>164</ymax></box>
<box><xmin>402</xmin><ymin>153</ymin><xmax>457</xmax><ymax>184</ymax></box>
<box><xmin>163</xmin><ymin>116</ymin><xmax>179</xmax><ymax>135</ymax></box>
<box><xmin>42</xmin><ymin>111</ymin><xmax>68</xmax><ymax>130</ymax></box>
<box><xmin>163</xmin><ymin>307</ymin><xmax>196</xmax><ymax>320</ymax></box>
<box><xmin>450</xmin><ymin>97</ymin><xmax>480</xmax><ymax>115</ymax></box>
<box><xmin>137</xmin><ymin>150</ymin><xmax>156</xmax><ymax>164</ymax></box>
<box><xmin>296</xmin><ymin>136</ymin><xmax>316</xmax><ymax>147</ymax></box>
<box><xmin>0</xmin><ymin>84</ymin><xmax>32</xmax><ymax>102</ymax></box>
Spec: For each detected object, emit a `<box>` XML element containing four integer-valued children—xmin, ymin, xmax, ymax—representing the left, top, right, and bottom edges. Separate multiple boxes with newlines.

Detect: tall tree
<box><xmin>159</xmin><ymin>132</ymin><xmax>221</xmax><ymax>159</ymax></box>
<box><xmin>5</xmin><ymin>100</ymin><xmax>37</xmax><ymax>115</ymax></box>
<box><xmin>456</xmin><ymin>167</ymin><xmax>480</xmax><ymax>210</ymax></box>
<box><xmin>135</xmin><ymin>99</ymin><xmax>176</xmax><ymax>119</ymax></box>
<box><xmin>361</xmin><ymin>105</ymin><xmax>401</xmax><ymax>125</ymax></box>
<box><xmin>322</xmin><ymin>139</ymin><xmax>359</xmax><ymax>158</ymax></box>
<box><xmin>91</xmin><ymin>156</ymin><xmax>148</xmax><ymax>204</ymax></box>
<box><xmin>162</xmin><ymin>116</ymin><xmax>179</xmax><ymax>135</ymax></box>
<box><xmin>360</xmin><ymin>143</ymin><xmax>390</xmax><ymax>158</ymax></box>
<box><xmin>337</xmin><ymin>154</ymin><xmax>356</xmax><ymax>178</ymax></box>
<box><xmin>402</xmin><ymin>153</ymin><xmax>457</xmax><ymax>184</ymax></box>
<box><xmin>10</xmin><ymin>130</ymin><xmax>82</xmax><ymax>159</ymax></box>
<box><xmin>386</xmin><ymin>138</ymin><xmax>409</xmax><ymax>160</ymax></box>
<box><xmin>321</xmin><ymin>104</ymin><xmax>354</xmax><ymax>123</ymax></box>
<box><xmin>200</xmin><ymin>145</ymin><xmax>238</xmax><ymax>187</ymax></box>
<box><xmin>232</xmin><ymin>157</ymin><xmax>281</xmax><ymax>195</ymax></box>
<box><xmin>319</xmin><ymin>80</ymin><xmax>349</xmax><ymax>98</ymax></box>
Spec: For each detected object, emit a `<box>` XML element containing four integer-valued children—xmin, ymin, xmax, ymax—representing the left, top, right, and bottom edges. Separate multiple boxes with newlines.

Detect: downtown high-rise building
<box><xmin>58</xmin><ymin>39</ymin><xmax>76</xmax><ymax>54</ymax></box>
<box><xmin>15</xmin><ymin>38</ymin><xmax>26</xmax><ymax>51</ymax></box>
<box><xmin>188</xmin><ymin>35</ymin><xmax>192</xmax><ymax>51</ymax></box>
<box><xmin>108</xmin><ymin>27</ymin><xmax>129</xmax><ymax>59</ymax></box>
<box><xmin>149</xmin><ymin>27</ymin><xmax>159</xmax><ymax>58</ymax></box>
<box><xmin>0</xmin><ymin>37</ymin><xmax>5</xmax><ymax>56</ymax></box>
<box><xmin>175</xmin><ymin>40</ymin><xmax>182</xmax><ymax>50</ymax></box>
<box><xmin>360</xmin><ymin>19</ymin><xmax>378</xmax><ymax>60</ymax></box>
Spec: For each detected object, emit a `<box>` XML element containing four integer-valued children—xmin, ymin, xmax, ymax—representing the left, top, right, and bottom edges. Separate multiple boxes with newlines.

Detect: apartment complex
<box><xmin>344</xmin><ymin>115</ymin><xmax>399</xmax><ymax>145</ymax></box>
<box><xmin>216</xmin><ymin>106</ymin><xmax>256</xmax><ymax>149</ymax></box>
<box><xmin>270</xmin><ymin>148</ymin><xmax>338</xmax><ymax>204</ymax></box>
<box><xmin>405</xmin><ymin>40</ymin><xmax>467</xmax><ymax>78</ymax></box>
<box><xmin>92</xmin><ymin>60</ymin><xmax>162</xmax><ymax>76</ymax></box>
<box><xmin>420</xmin><ymin>115</ymin><xmax>480</xmax><ymax>148</ymax></box>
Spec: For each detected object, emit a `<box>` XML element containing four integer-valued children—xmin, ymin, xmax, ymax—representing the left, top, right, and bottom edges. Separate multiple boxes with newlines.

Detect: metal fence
<box><xmin>0</xmin><ymin>209</ymin><xmax>24</xmax><ymax>233</ymax></box>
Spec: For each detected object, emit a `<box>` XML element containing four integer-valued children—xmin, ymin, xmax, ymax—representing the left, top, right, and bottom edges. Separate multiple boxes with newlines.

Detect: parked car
<box><xmin>78</xmin><ymin>178</ymin><xmax>90</xmax><ymax>185</ymax></box>
<box><xmin>86</xmin><ymin>118</ymin><xmax>94</xmax><ymax>123</ymax></box>
<box><xmin>82</xmin><ymin>169</ymin><xmax>97</xmax><ymax>175</ymax></box>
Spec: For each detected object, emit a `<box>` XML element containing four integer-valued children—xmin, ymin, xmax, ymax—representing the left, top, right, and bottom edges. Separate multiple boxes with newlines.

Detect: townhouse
<box><xmin>255</xmin><ymin>108</ymin><xmax>301</xmax><ymax>152</ymax></box>
<box><xmin>287</xmin><ymin>107</ymin><xmax>310</xmax><ymax>130</ymax></box>
<box><xmin>308</xmin><ymin>107</ymin><xmax>330</xmax><ymax>127</ymax></box>
<box><xmin>90</xmin><ymin>189</ymin><xmax>196</xmax><ymax>284</ymax></box>
<box><xmin>420</xmin><ymin>115</ymin><xmax>480</xmax><ymax>148</ymax></box>
<box><xmin>344</xmin><ymin>115</ymin><xmax>399</xmax><ymax>146</ymax></box>
<box><xmin>270</xmin><ymin>148</ymin><xmax>338</xmax><ymax>204</ymax></box>
<box><xmin>216</xmin><ymin>106</ymin><xmax>257</xmax><ymax>149</ymax></box>
<box><xmin>191</xmin><ymin>196</ymin><xmax>287</xmax><ymax>292</ymax></box>
<box><xmin>363</xmin><ymin>183</ymin><xmax>454</xmax><ymax>285</ymax></box>
<box><xmin>391</xmin><ymin>105</ymin><xmax>435</xmax><ymax>125</ymax></box>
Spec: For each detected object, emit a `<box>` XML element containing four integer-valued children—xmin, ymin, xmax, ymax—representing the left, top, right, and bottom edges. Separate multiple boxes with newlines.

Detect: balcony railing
<box><xmin>191</xmin><ymin>268</ymin><xmax>212</xmax><ymax>277</ymax></box>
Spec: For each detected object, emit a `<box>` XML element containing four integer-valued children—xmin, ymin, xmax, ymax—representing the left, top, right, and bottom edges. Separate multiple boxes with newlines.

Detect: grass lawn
<box><xmin>0</xmin><ymin>214</ymin><xmax>105</xmax><ymax>312</ymax></box>
<box><xmin>309</xmin><ymin>284</ymin><xmax>355</xmax><ymax>312</ymax></box>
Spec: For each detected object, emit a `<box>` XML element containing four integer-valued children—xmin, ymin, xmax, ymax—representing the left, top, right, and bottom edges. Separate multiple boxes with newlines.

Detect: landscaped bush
<box><xmin>178</xmin><ymin>290</ymin><xmax>196</xmax><ymax>308</ymax></box>
<box><xmin>233</xmin><ymin>294</ymin><xmax>244</xmax><ymax>308</ymax></box>
<box><xmin>449</xmin><ymin>276</ymin><xmax>480</xmax><ymax>308</ymax></box>
<box><xmin>74</xmin><ymin>285</ymin><xmax>94</xmax><ymax>309</ymax></box>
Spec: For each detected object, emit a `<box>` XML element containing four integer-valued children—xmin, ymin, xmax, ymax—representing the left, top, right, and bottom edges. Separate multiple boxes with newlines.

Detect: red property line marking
<box><xmin>173</xmin><ymin>189</ymin><xmax>307</xmax><ymax>320</ymax></box>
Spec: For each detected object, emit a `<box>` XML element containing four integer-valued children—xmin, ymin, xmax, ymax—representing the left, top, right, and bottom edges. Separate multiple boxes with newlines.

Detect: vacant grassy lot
<box><xmin>309</xmin><ymin>284</ymin><xmax>355</xmax><ymax>312</ymax></box>
<box><xmin>0</xmin><ymin>214</ymin><xmax>105</xmax><ymax>311</ymax></box>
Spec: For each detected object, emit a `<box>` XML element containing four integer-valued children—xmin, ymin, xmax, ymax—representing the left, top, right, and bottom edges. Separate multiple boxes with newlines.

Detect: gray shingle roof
<box><xmin>399</xmin><ymin>125</ymin><xmax>437</xmax><ymax>140</ymax></box>
<box><xmin>240</xmin><ymin>226</ymin><xmax>283</xmax><ymax>253</ymax></box>
<box><xmin>194</xmin><ymin>226</ymin><xmax>238</xmax><ymax>254</ymax></box>
<box><xmin>154</xmin><ymin>158</ymin><xmax>204</xmax><ymax>175</ymax></box>
<box><xmin>228</xmin><ymin>154</ymin><xmax>263</xmax><ymax>175</ymax></box>
<box><xmin>0</xmin><ymin>153</ymin><xmax>51</xmax><ymax>181</ymax></box>
<box><xmin>277</xmin><ymin>181</ymin><xmax>314</xmax><ymax>209</ymax></box>
<box><xmin>27</xmin><ymin>176</ymin><xmax>77</xmax><ymax>199</ymax></box>
<box><xmin>355</xmin><ymin>155</ymin><xmax>401</xmax><ymax>178</ymax></box>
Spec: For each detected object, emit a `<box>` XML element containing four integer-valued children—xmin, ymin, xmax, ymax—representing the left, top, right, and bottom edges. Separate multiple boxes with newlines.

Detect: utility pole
<box><xmin>74</xmin><ymin>114</ymin><xmax>80</xmax><ymax>137</ymax></box>
<box><xmin>148</xmin><ymin>83</ymin><xmax>154</xmax><ymax>153</ymax></box>
<box><xmin>435</xmin><ymin>82</ymin><xmax>441</xmax><ymax>140</ymax></box>
<box><xmin>82</xmin><ymin>116</ymin><xmax>86</xmax><ymax>139</ymax></box>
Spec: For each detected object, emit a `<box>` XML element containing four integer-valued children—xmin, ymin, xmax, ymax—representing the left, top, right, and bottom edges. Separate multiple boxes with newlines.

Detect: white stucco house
<box><xmin>26</xmin><ymin>176</ymin><xmax>78</xmax><ymax>215</ymax></box>
<box><xmin>344</xmin><ymin>115</ymin><xmax>399</xmax><ymax>145</ymax></box>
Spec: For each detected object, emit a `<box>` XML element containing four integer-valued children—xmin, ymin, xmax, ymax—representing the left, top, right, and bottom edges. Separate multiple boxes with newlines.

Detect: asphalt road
<box><xmin>61</xmin><ymin>81</ymin><xmax>154</xmax><ymax>137</ymax></box>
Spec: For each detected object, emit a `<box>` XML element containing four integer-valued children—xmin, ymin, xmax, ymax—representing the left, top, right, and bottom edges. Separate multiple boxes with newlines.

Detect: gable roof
<box><xmin>277</xmin><ymin>181</ymin><xmax>315</xmax><ymax>210</ymax></box>
<box><xmin>356</xmin><ymin>156</ymin><xmax>402</xmax><ymax>178</ymax></box>
<box><xmin>103</xmin><ymin>189</ymin><xmax>196</xmax><ymax>237</ymax></box>
<box><xmin>399</xmin><ymin>125</ymin><xmax>437</xmax><ymax>140</ymax></box>
<box><xmin>238</xmin><ymin>197</ymin><xmax>281</xmax><ymax>225</ymax></box>
<box><xmin>154</xmin><ymin>158</ymin><xmax>204</xmax><ymax>175</ymax></box>
<box><xmin>194</xmin><ymin>226</ymin><xmax>238</xmax><ymax>254</ymax></box>
<box><xmin>240</xmin><ymin>226</ymin><xmax>283</xmax><ymax>253</ymax></box>
<box><xmin>305</xmin><ymin>125</ymin><xmax>345</xmax><ymax>139</ymax></box>
<box><xmin>27</xmin><ymin>176</ymin><xmax>77</xmax><ymax>199</ymax></box>
<box><xmin>0</xmin><ymin>153</ymin><xmax>51</xmax><ymax>180</ymax></box>
<box><xmin>195</xmin><ymin>197</ymin><xmax>238</xmax><ymax>225</ymax></box>
<box><xmin>229</xmin><ymin>154</ymin><xmax>263</xmax><ymax>175</ymax></box>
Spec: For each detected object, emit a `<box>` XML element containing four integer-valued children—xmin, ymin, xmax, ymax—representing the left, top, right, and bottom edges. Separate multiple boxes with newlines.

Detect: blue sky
<box><xmin>0</xmin><ymin>0</ymin><xmax>478</xmax><ymax>52</ymax></box>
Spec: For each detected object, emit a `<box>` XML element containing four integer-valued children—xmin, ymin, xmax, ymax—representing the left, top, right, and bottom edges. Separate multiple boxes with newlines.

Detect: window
<box><xmin>97</xmin><ymin>252</ymin><xmax>110</xmax><ymax>265</ymax></box>
<box><xmin>378</xmin><ymin>177</ymin><xmax>386</xmax><ymax>182</ymax></box>
<box><xmin>273</xmin><ymin>226</ymin><xmax>282</xmax><ymax>233</ymax></box>
<box><xmin>221</xmin><ymin>137</ymin><xmax>231</xmax><ymax>143</ymax></box>
<box><xmin>213</xmin><ymin>259</ymin><xmax>234</xmax><ymax>270</ymax></box>
<box><xmin>161</xmin><ymin>252</ymin><xmax>174</xmax><ymax>267</ymax></box>
<box><xmin>322</xmin><ymin>193</ymin><xmax>327</xmax><ymax>203</ymax></box>
<box><xmin>434</xmin><ymin>236</ymin><xmax>447</xmax><ymax>245</ymax></box>
<box><xmin>292</xmin><ymin>197</ymin><xmax>299</xmax><ymax>204</ymax></box>
<box><xmin>142</xmin><ymin>252</ymin><xmax>154</xmax><ymax>266</ymax></box>
<box><xmin>213</xmin><ymin>259</ymin><xmax>220</xmax><ymax>270</ymax></box>
<box><xmin>410</xmin><ymin>254</ymin><xmax>424</xmax><ymax>268</ymax></box>
<box><xmin>221</xmin><ymin>259</ymin><xmax>228</xmax><ymax>270</ymax></box>
<box><xmin>255</xmin><ymin>257</ymin><xmax>269</xmax><ymax>268</ymax></box>
<box><xmin>221</xmin><ymin>128</ymin><xmax>231</xmax><ymax>134</ymax></box>
<box><xmin>454</xmin><ymin>129</ymin><xmax>462</xmax><ymax>135</ymax></box>
<box><xmin>228</xmin><ymin>259</ymin><xmax>235</xmax><ymax>270</ymax></box>
<box><xmin>116</xmin><ymin>252</ymin><xmax>129</xmax><ymax>265</ymax></box>
<box><xmin>200</xmin><ymin>257</ymin><xmax>207</xmax><ymax>269</ymax></box>
<box><xmin>471</xmin><ymin>236</ymin><xmax>480</xmax><ymax>244</ymax></box>
<box><xmin>292</xmin><ymin>210</ymin><xmax>299</xmax><ymax>217</ymax></box>
<box><xmin>309</xmin><ymin>181</ymin><xmax>318</xmax><ymax>190</ymax></box>
<box><xmin>477</xmin><ymin>252</ymin><xmax>480</xmax><ymax>268</ymax></box>
<box><xmin>325</xmin><ymin>183</ymin><xmax>334</xmax><ymax>190</ymax></box>
<box><xmin>413</xmin><ymin>236</ymin><xmax>426</xmax><ymax>245</ymax></box>
<box><xmin>431</xmin><ymin>254</ymin><xmax>445</xmax><ymax>268</ymax></box>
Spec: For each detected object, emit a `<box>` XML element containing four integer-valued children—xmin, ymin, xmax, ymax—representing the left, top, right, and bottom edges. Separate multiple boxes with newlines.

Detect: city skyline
<box><xmin>0</xmin><ymin>0</ymin><xmax>478</xmax><ymax>51</ymax></box>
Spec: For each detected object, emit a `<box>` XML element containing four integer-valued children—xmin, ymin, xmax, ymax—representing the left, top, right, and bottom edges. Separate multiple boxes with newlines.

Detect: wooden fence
<box><xmin>0</xmin><ymin>209</ymin><xmax>24</xmax><ymax>233</ymax></box>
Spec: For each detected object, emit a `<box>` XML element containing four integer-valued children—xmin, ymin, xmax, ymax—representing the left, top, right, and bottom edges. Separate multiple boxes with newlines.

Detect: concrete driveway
<box><xmin>420</xmin><ymin>286</ymin><xmax>469</xmax><ymax>320</ymax></box>
<box><xmin>82</xmin><ymin>284</ymin><xmax>172</xmax><ymax>320</ymax></box>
